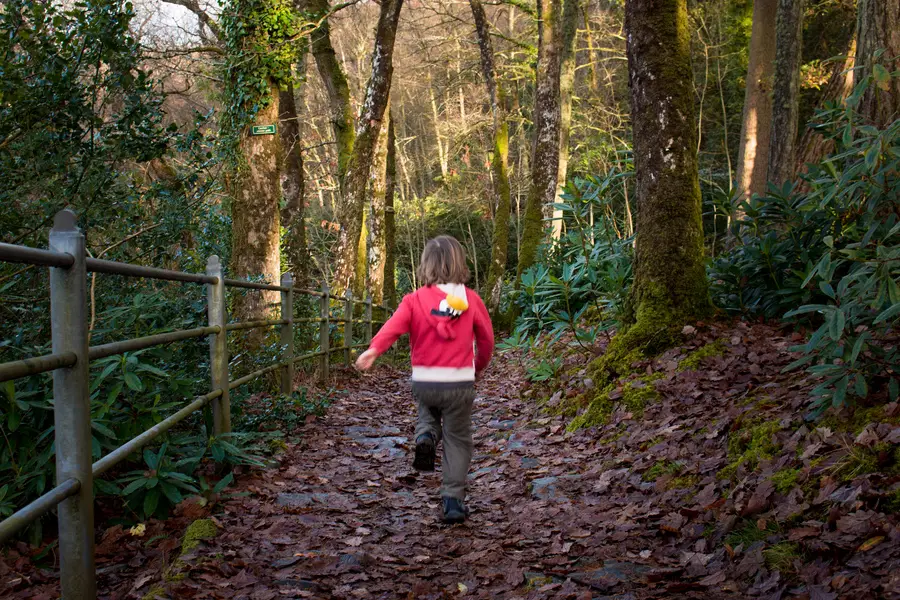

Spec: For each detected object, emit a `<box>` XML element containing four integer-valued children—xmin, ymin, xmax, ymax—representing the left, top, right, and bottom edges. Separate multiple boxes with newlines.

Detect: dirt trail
<box><xmin>121</xmin><ymin>358</ymin><xmax>679</xmax><ymax>600</ymax></box>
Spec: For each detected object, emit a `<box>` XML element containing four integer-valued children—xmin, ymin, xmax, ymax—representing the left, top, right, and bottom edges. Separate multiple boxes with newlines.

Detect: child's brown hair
<box><xmin>417</xmin><ymin>236</ymin><xmax>470</xmax><ymax>286</ymax></box>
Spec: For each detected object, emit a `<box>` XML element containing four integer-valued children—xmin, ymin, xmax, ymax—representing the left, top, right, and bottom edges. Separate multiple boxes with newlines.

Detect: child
<box><xmin>355</xmin><ymin>236</ymin><xmax>494</xmax><ymax>523</ymax></box>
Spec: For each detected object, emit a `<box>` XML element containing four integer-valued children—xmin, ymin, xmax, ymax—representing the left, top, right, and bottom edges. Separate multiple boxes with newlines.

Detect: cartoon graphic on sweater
<box><xmin>431</xmin><ymin>283</ymin><xmax>469</xmax><ymax>319</ymax></box>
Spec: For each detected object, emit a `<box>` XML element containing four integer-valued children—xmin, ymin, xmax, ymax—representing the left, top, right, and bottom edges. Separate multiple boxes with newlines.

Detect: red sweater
<box><xmin>369</xmin><ymin>284</ymin><xmax>494</xmax><ymax>382</ymax></box>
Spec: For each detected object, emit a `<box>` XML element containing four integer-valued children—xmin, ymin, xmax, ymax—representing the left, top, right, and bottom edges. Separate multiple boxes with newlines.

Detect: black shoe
<box><xmin>413</xmin><ymin>433</ymin><xmax>436</xmax><ymax>471</ymax></box>
<box><xmin>442</xmin><ymin>496</ymin><xmax>469</xmax><ymax>524</ymax></box>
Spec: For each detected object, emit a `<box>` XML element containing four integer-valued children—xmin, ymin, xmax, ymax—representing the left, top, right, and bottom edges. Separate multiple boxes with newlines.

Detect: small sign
<box><xmin>251</xmin><ymin>124</ymin><xmax>277</xmax><ymax>136</ymax></box>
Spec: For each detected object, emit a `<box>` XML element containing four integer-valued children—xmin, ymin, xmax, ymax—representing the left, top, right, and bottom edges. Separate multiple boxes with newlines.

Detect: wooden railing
<box><xmin>0</xmin><ymin>209</ymin><xmax>391</xmax><ymax>599</ymax></box>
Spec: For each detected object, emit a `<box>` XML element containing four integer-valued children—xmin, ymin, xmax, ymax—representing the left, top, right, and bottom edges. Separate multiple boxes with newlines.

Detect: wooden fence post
<box><xmin>280</xmin><ymin>273</ymin><xmax>294</xmax><ymax>395</ymax></box>
<box><xmin>343</xmin><ymin>291</ymin><xmax>353</xmax><ymax>366</ymax></box>
<box><xmin>49</xmin><ymin>209</ymin><xmax>95</xmax><ymax>600</ymax></box>
<box><xmin>206</xmin><ymin>256</ymin><xmax>230</xmax><ymax>435</ymax></box>
<box><xmin>319</xmin><ymin>282</ymin><xmax>330</xmax><ymax>383</ymax></box>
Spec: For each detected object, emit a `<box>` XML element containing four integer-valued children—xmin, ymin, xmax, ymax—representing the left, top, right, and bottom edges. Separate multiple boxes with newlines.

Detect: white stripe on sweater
<box><xmin>411</xmin><ymin>366</ymin><xmax>475</xmax><ymax>382</ymax></box>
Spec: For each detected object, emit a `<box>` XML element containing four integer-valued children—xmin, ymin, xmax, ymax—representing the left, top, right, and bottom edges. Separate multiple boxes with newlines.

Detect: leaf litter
<box><xmin>1</xmin><ymin>321</ymin><xmax>899</xmax><ymax>599</ymax></box>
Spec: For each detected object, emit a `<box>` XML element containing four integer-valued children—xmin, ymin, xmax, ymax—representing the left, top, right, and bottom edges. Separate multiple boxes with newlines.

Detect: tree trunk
<box><xmin>618</xmin><ymin>0</ymin><xmax>709</xmax><ymax>350</ymax></box>
<box><xmin>279</xmin><ymin>80</ymin><xmax>309</xmax><ymax>284</ymax></box>
<box><xmin>469</xmin><ymin>0</ymin><xmax>512</xmax><ymax>317</ymax></box>
<box><xmin>854</xmin><ymin>0</ymin><xmax>900</xmax><ymax>128</ymax></box>
<box><xmin>330</xmin><ymin>0</ymin><xmax>404</xmax><ymax>297</ymax></box>
<box><xmin>367</xmin><ymin>104</ymin><xmax>391</xmax><ymax>304</ymax></box>
<box><xmin>767</xmin><ymin>0</ymin><xmax>804</xmax><ymax>188</ymax></box>
<box><xmin>308</xmin><ymin>0</ymin><xmax>355</xmax><ymax>185</ymax></box>
<box><xmin>383</xmin><ymin>115</ymin><xmax>398</xmax><ymax>308</ymax></box>
<box><xmin>231</xmin><ymin>81</ymin><xmax>283</xmax><ymax>320</ymax></box>
<box><xmin>735</xmin><ymin>0</ymin><xmax>777</xmax><ymax>206</ymax></box>
<box><xmin>551</xmin><ymin>0</ymin><xmax>581</xmax><ymax>240</ymax></box>
<box><xmin>516</xmin><ymin>0</ymin><xmax>562</xmax><ymax>278</ymax></box>
<box><xmin>796</xmin><ymin>38</ymin><xmax>856</xmax><ymax>175</ymax></box>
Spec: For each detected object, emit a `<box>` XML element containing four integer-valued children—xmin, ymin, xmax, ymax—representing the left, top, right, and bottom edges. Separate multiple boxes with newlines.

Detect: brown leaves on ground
<box><xmin>1</xmin><ymin>321</ymin><xmax>899</xmax><ymax>599</ymax></box>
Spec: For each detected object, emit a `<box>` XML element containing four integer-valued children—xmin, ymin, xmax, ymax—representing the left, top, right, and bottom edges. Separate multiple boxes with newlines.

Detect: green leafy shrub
<box><xmin>514</xmin><ymin>174</ymin><xmax>633</xmax><ymax>347</ymax></box>
<box><xmin>712</xmin><ymin>83</ymin><xmax>900</xmax><ymax>416</ymax></box>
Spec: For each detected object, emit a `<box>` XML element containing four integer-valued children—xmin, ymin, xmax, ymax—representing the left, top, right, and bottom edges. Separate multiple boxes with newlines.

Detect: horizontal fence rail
<box><xmin>0</xmin><ymin>209</ymin><xmax>393</xmax><ymax>600</ymax></box>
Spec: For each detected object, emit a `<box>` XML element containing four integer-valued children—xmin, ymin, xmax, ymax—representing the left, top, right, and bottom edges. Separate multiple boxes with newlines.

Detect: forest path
<box><xmin>138</xmin><ymin>356</ymin><xmax>694</xmax><ymax>600</ymax></box>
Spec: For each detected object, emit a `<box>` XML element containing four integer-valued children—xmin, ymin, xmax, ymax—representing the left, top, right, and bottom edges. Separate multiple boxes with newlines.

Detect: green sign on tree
<box><xmin>251</xmin><ymin>124</ymin><xmax>277</xmax><ymax>136</ymax></box>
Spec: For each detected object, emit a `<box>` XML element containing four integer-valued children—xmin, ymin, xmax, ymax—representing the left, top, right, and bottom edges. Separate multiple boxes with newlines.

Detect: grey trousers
<box><xmin>412</xmin><ymin>383</ymin><xmax>476</xmax><ymax>500</ymax></box>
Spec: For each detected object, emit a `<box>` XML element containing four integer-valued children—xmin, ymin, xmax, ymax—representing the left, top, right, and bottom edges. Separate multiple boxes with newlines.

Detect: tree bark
<box><xmin>796</xmin><ymin>38</ymin><xmax>856</xmax><ymax>175</ymax></box>
<box><xmin>279</xmin><ymin>80</ymin><xmax>310</xmax><ymax>284</ymax></box>
<box><xmin>383</xmin><ymin>115</ymin><xmax>398</xmax><ymax>308</ymax></box>
<box><xmin>620</xmin><ymin>0</ymin><xmax>710</xmax><ymax>342</ymax></box>
<box><xmin>308</xmin><ymin>0</ymin><xmax>355</xmax><ymax>184</ymax></box>
<box><xmin>330</xmin><ymin>0</ymin><xmax>404</xmax><ymax>296</ymax></box>
<box><xmin>231</xmin><ymin>81</ymin><xmax>283</xmax><ymax>321</ymax></box>
<box><xmin>469</xmin><ymin>0</ymin><xmax>513</xmax><ymax>317</ymax></box>
<box><xmin>367</xmin><ymin>103</ymin><xmax>391</xmax><ymax>304</ymax></box>
<box><xmin>551</xmin><ymin>0</ymin><xmax>581</xmax><ymax>240</ymax></box>
<box><xmin>854</xmin><ymin>0</ymin><xmax>900</xmax><ymax>128</ymax></box>
<box><xmin>735</xmin><ymin>0</ymin><xmax>777</xmax><ymax>206</ymax></box>
<box><xmin>516</xmin><ymin>0</ymin><xmax>562</xmax><ymax>278</ymax></box>
<box><xmin>767</xmin><ymin>0</ymin><xmax>804</xmax><ymax>188</ymax></box>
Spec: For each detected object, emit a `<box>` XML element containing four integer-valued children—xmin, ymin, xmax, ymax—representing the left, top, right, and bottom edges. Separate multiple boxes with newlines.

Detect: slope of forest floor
<box><xmin>2</xmin><ymin>321</ymin><xmax>900</xmax><ymax>599</ymax></box>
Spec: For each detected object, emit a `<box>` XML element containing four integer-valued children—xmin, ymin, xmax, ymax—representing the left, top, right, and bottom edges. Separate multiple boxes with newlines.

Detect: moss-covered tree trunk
<box><xmin>367</xmin><ymin>104</ymin><xmax>390</xmax><ymax>304</ymax></box>
<box><xmin>767</xmin><ymin>0</ymin><xmax>804</xmax><ymax>188</ymax></box>
<box><xmin>551</xmin><ymin>0</ymin><xmax>580</xmax><ymax>240</ymax></box>
<box><xmin>308</xmin><ymin>0</ymin><xmax>355</xmax><ymax>185</ymax></box>
<box><xmin>734</xmin><ymin>0</ymin><xmax>777</xmax><ymax>208</ymax></box>
<box><xmin>516</xmin><ymin>0</ymin><xmax>562</xmax><ymax>278</ymax></box>
<box><xmin>330</xmin><ymin>0</ymin><xmax>403</xmax><ymax>296</ymax></box>
<box><xmin>230</xmin><ymin>81</ymin><xmax>283</xmax><ymax>321</ymax></box>
<box><xmin>279</xmin><ymin>79</ymin><xmax>309</xmax><ymax>284</ymax></box>
<box><xmin>383</xmin><ymin>115</ymin><xmax>397</xmax><ymax>308</ymax></box>
<box><xmin>618</xmin><ymin>0</ymin><xmax>709</xmax><ymax>351</ymax></box>
<box><xmin>855</xmin><ymin>0</ymin><xmax>900</xmax><ymax>128</ymax></box>
<box><xmin>469</xmin><ymin>0</ymin><xmax>512</xmax><ymax>318</ymax></box>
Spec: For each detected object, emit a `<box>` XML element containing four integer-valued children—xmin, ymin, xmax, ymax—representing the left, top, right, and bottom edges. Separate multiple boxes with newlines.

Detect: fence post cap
<box><xmin>52</xmin><ymin>209</ymin><xmax>78</xmax><ymax>232</ymax></box>
<box><xmin>281</xmin><ymin>272</ymin><xmax>293</xmax><ymax>285</ymax></box>
<box><xmin>206</xmin><ymin>255</ymin><xmax>221</xmax><ymax>270</ymax></box>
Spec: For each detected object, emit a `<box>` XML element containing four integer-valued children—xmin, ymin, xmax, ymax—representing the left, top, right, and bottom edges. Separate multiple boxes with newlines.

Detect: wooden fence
<box><xmin>0</xmin><ymin>209</ymin><xmax>391</xmax><ymax>599</ymax></box>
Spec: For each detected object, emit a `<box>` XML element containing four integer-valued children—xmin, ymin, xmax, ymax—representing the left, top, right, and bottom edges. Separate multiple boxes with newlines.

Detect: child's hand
<box><xmin>355</xmin><ymin>348</ymin><xmax>378</xmax><ymax>371</ymax></box>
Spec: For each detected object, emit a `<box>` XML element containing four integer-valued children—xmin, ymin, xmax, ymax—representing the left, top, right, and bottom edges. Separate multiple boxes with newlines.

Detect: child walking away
<box><xmin>355</xmin><ymin>236</ymin><xmax>494</xmax><ymax>524</ymax></box>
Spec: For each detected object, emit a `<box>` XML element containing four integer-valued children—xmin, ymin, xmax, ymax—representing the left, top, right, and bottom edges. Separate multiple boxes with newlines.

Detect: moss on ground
<box><xmin>819</xmin><ymin>404</ymin><xmax>900</xmax><ymax>435</ymax></box>
<box><xmin>141</xmin><ymin>586</ymin><xmax>166</xmax><ymax>600</ymax></box>
<box><xmin>181</xmin><ymin>518</ymin><xmax>218</xmax><ymax>554</ymax></box>
<box><xmin>724</xmin><ymin>518</ymin><xmax>778</xmax><ymax>548</ymax></box>
<box><xmin>678</xmin><ymin>339</ymin><xmax>727</xmax><ymax>372</ymax></box>
<box><xmin>719</xmin><ymin>419</ymin><xmax>781</xmax><ymax>481</ymax></box>
<box><xmin>643</xmin><ymin>460</ymin><xmax>683</xmax><ymax>482</ymax></box>
<box><xmin>770</xmin><ymin>468</ymin><xmax>801</xmax><ymax>494</ymax></box>
<box><xmin>567</xmin><ymin>373</ymin><xmax>663</xmax><ymax>432</ymax></box>
<box><xmin>669</xmin><ymin>474</ymin><xmax>700</xmax><ymax>489</ymax></box>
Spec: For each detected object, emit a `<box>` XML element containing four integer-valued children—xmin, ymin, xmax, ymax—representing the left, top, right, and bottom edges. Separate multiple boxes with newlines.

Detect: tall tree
<box><xmin>469</xmin><ymin>0</ymin><xmax>512</xmax><ymax>316</ymax></box>
<box><xmin>307</xmin><ymin>0</ymin><xmax>355</xmax><ymax>185</ymax></box>
<box><xmin>768</xmin><ymin>0</ymin><xmax>804</xmax><ymax>187</ymax></box>
<box><xmin>854</xmin><ymin>0</ymin><xmax>900</xmax><ymax>128</ymax></box>
<box><xmin>516</xmin><ymin>0</ymin><xmax>562</xmax><ymax>278</ymax></box>
<box><xmin>613</xmin><ymin>0</ymin><xmax>709</xmax><ymax>355</ymax></box>
<box><xmin>330</xmin><ymin>0</ymin><xmax>404</xmax><ymax>296</ymax></box>
<box><xmin>796</xmin><ymin>38</ymin><xmax>856</xmax><ymax>175</ymax></box>
<box><xmin>222</xmin><ymin>0</ymin><xmax>300</xmax><ymax>321</ymax></box>
<box><xmin>367</xmin><ymin>102</ymin><xmax>391</xmax><ymax>304</ymax></box>
<box><xmin>383</xmin><ymin>115</ymin><xmax>398</xmax><ymax>308</ymax></box>
<box><xmin>735</xmin><ymin>0</ymin><xmax>777</xmax><ymax>205</ymax></box>
<box><xmin>279</xmin><ymin>79</ymin><xmax>310</xmax><ymax>284</ymax></box>
<box><xmin>551</xmin><ymin>0</ymin><xmax>581</xmax><ymax>240</ymax></box>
